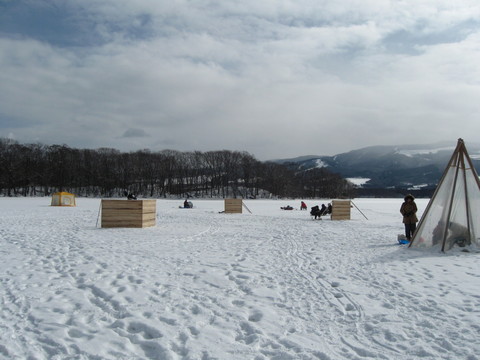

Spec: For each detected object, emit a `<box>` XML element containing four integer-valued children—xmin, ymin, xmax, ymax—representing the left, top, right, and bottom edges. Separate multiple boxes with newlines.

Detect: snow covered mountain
<box><xmin>275</xmin><ymin>141</ymin><xmax>480</xmax><ymax>190</ymax></box>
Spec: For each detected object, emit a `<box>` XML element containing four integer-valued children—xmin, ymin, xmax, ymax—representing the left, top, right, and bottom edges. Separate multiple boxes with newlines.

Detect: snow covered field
<box><xmin>1</xmin><ymin>197</ymin><xmax>479</xmax><ymax>360</ymax></box>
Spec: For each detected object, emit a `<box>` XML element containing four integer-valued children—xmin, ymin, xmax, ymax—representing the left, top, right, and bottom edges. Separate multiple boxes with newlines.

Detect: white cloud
<box><xmin>1</xmin><ymin>1</ymin><xmax>480</xmax><ymax>159</ymax></box>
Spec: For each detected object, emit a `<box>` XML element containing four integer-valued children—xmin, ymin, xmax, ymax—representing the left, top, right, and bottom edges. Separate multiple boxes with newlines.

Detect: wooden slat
<box><xmin>331</xmin><ymin>215</ymin><xmax>350</xmax><ymax>220</ymax></box>
<box><xmin>102</xmin><ymin>200</ymin><xmax>142</xmax><ymax>209</ymax></box>
<box><xmin>101</xmin><ymin>220</ymin><xmax>156</xmax><ymax>228</ymax></box>
<box><xmin>332</xmin><ymin>209</ymin><xmax>351</xmax><ymax>215</ymax></box>
<box><xmin>141</xmin><ymin>219</ymin><xmax>156</xmax><ymax>228</ymax></box>
<box><xmin>332</xmin><ymin>200</ymin><xmax>350</xmax><ymax>206</ymax></box>
<box><xmin>140</xmin><ymin>200</ymin><xmax>157</xmax><ymax>210</ymax></box>
<box><xmin>102</xmin><ymin>200</ymin><xmax>156</xmax><ymax>209</ymax></box>
<box><xmin>332</xmin><ymin>204</ymin><xmax>351</xmax><ymax>209</ymax></box>
<box><xmin>102</xmin><ymin>222</ymin><xmax>149</xmax><ymax>228</ymax></box>
<box><xmin>102</xmin><ymin>215</ymin><xmax>143</xmax><ymax>221</ymax></box>
<box><xmin>102</xmin><ymin>218</ymin><xmax>157</xmax><ymax>228</ymax></box>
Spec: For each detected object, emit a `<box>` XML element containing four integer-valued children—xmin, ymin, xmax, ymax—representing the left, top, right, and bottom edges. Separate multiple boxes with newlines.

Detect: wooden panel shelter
<box><xmin>224</xmin><ymin>198</ymin><xmax>243</xmax><ymax>214</ymax></box>
<box><xmin>331</xmin><ymin>200</ymin><xmax>351</xmax><ymax>220</ymax></box>
<box><xmin>101</xmin><ymin>200</ymin><xmax>156</xmax><ymax>228</ymax></box>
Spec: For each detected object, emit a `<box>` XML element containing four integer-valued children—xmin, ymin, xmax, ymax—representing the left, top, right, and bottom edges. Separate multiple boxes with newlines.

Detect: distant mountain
<box><xmin>274</xmin><ymin>141</ymin><xmax>480</xmax><ymax>191</ymax></box>
<box><xmin>273</xmin><ymin>155</ymin><xmax>322</xmax><ymax>163</ymax></box>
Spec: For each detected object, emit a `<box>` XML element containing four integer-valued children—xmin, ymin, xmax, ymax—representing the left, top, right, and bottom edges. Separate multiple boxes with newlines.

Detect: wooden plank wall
<box><xmin>101</xmin><ymin>200</ymin><xmax>156</xmax><ymax>228</ymax></box>
<box><xmin>331</xmin><ymin>200</ymin><xmax>351</xmax><ymax>220</ymax></box>
<box><xmin>224</xmin><ymin>198</ymin><xmax>243</xmax><ymax>213</ymax></box>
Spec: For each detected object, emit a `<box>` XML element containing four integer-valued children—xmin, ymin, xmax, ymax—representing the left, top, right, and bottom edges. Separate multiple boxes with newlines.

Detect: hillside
<box><xmin>275</xmin><ymin>140</ymin><xmax>480</xmax><ymax>195</ymax></box>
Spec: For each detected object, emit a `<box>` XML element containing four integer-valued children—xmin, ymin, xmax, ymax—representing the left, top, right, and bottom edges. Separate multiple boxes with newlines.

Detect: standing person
<box><xmin>400</xmin><ymin>194</ymin><xmax>418</xmax><ymax>241</ymax></box>
<box><xmin>300</xmin><ymin>201</ymin><xmax>307</xmax><ymax>210</ymax></box>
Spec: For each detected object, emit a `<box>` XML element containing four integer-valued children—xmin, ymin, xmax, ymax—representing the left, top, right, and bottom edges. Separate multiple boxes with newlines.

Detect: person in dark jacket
<box><xmin>310</xmin><ymin>205</ymin><xmax>320</xmax><ymax>219</ymax></box>
<box><xmin>320</xmin><ymin>204</ymin><xmax>327</xmax><ymax>216</ymax></box>
<box><xmin>124</xmin><ymin>191</ymin><xmax>137</xmax><ymax>200</ymax></box>
<box><xmin>326</xmin><ymin>203</ymin><xmax>332</xmax><ymax>214</ymax></box>
<box><xmin>400</xmin><ymin>194</ymin><xmax>418</xmax><ymax>241</ymax></box>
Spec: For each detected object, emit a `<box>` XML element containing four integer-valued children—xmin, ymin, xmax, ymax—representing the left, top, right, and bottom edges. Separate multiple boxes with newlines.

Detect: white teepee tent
<box><xmin>409</xmin><ymin>139</ymin><xmax>480</xmax><ymax>251</ymax></box>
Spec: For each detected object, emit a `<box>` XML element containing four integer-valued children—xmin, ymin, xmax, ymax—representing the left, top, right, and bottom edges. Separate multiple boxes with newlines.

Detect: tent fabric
<box><xmin>51</xmin><ymin>192</ymin><xmax>76</xmax><ymax>207</ymax></box>
<box><xmin>409</xmin><ymin>139</ymin><xmax>480</xmax><ymax>251</ymax></box>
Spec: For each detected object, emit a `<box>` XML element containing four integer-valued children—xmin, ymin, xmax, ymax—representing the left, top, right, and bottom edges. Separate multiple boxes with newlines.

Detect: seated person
<box><xmin>433</xmin><ymin>220</ymin><xmax>470</xmax><ymax>249</ymax></box>
<box><xmin>281</xmin><ymin>205</ymin><xmax>294</xmax><ymax>210</ymax></box>
<box><xmin>320</xmin><ymin>204</ymin><xmax>327</xmax><ymax>216</ymax></box>
<box><xmin>310</xmin><ymin>205</ymin><xmax>322</xmax><ymax>219</ymax></box>
<box><xmin>327</xmin><ymin>203</ymin><xmax>332</xmax><ymax>214</ymax></box>
<box><xmin>124</xmin><ymin>191</ymin><xmax>137</xmax><ymax>200</ymax></box>
<box><xmin>446</xmin><ymin>221</ymin><xmax>470</xmax><ymax>249</ymax></box>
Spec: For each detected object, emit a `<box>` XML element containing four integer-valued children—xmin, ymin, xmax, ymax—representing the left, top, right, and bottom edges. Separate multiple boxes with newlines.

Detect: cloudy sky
<box><xmin>1</xmin><ymin>0</ymin><xmax>480</xmax><ymax>160</ymax></box>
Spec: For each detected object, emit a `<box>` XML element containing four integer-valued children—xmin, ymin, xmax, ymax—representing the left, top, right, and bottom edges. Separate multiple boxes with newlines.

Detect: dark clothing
<box><xmin>320</xmin><ymin>204</ymin><xmax>327</xmax><ymax>216</ymax></box>
<box><xmin>400</xmin><ymin>195</ymin><xmax>418</xmax><ymax>240</ymax></box>
<box><xmin>310</xmin><ymin>206</ymin><xmax>322</xmax><ymax>219</ymax></box>
<box><xmin>404</xmin><ymin>223</ymin><xmax>417</xmax><ymax>241</ymax></box>
<box><xmin>400</xmin><ymin>201</ymin><xmax>418</xmax><ymax>224</ymax></box>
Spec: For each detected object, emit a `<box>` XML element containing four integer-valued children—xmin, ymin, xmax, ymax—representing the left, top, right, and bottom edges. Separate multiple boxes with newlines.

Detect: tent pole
<box><xmin>462</xmin><ymin>139</ymin><xmax>480</xmax><ymax>190</ymax></box>
<box><xmin>459</xmin><ymin>146</ymin><xmax>472</xmax><ymax>246</ymax></box>
<box><xmin>96</xmin><ymin>201</ymin><xmax>102</xmax><ymax>228</ymax></box>
<box><xmin>441</xmin><ymin>149</ymin><xmax>462</xmax><ymax>252</ymax></box>
<box><xmin>242</xmin><ymin>201</ymin><xmax>252</xmax><ymax>214</ymax></box>
<box><xmin>461</xmin><ymin>140</ymin><xmax>480</xmax><ymax>245</ymax></box>
<box><xmin>351</xmin><ymin>201</ymin><xmax>368</xmax><ymax>220</ymax></box>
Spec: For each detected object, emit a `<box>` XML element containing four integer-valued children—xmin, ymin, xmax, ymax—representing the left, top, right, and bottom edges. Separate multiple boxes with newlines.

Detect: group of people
<box><xmin>280</xmin><ymin>201</ymin><xmax>333</xmax><ymax>217</ymax></box>
<box><xmin>280</xmin><ymin>201</ymin><xmax>333</xmax><ymax>218</ymax></box>
<box><xmin>310</xmin><ymin>203</ymin><xmax>332</xmax><ymax>219</ymax></box>
<box><xmin>281</xmin><ymin>201</ymin><xmax>307</xmax><ymax>211</ymax></box>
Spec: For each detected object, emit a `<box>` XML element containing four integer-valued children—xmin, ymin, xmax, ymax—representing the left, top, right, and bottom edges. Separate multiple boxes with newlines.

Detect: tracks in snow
<box><xmin>0</xmin><ymin>202</ymin><xmax>418</xmax><ymax>359</ymax></box>
<box><xmin>260</xmin><ymin>216</ymin><xmax>404</xmax><ymax>359</ymax></box>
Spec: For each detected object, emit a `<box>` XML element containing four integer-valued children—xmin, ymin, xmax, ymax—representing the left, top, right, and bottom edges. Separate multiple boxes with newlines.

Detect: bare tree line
<box><xmin>0</xmin><ymin>138</ymin><xmax>354</xmax><ymax>199</ymax></box>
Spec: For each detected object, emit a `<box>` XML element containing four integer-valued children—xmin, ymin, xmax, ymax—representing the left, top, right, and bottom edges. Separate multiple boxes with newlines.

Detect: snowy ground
<box><xmin>1</xmin><ymin>197</ymin><xmax>479</xmax><ymax>360</ymax></box>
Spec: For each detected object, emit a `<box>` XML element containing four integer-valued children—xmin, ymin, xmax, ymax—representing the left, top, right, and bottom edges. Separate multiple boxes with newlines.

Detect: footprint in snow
<box><xmin>126</xmin><ymin>321</ymin><xmax>163</xmax><ymax>339</ymax></box>
<box><xmin>248</xmin><ymin>310</ymin><xmax>263</xmax><ymax>322</ymax></box>
<box><xmin>232</xmin><ymin>299</ymin><xmax>245</xmax><ymax>307</ymax></box>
